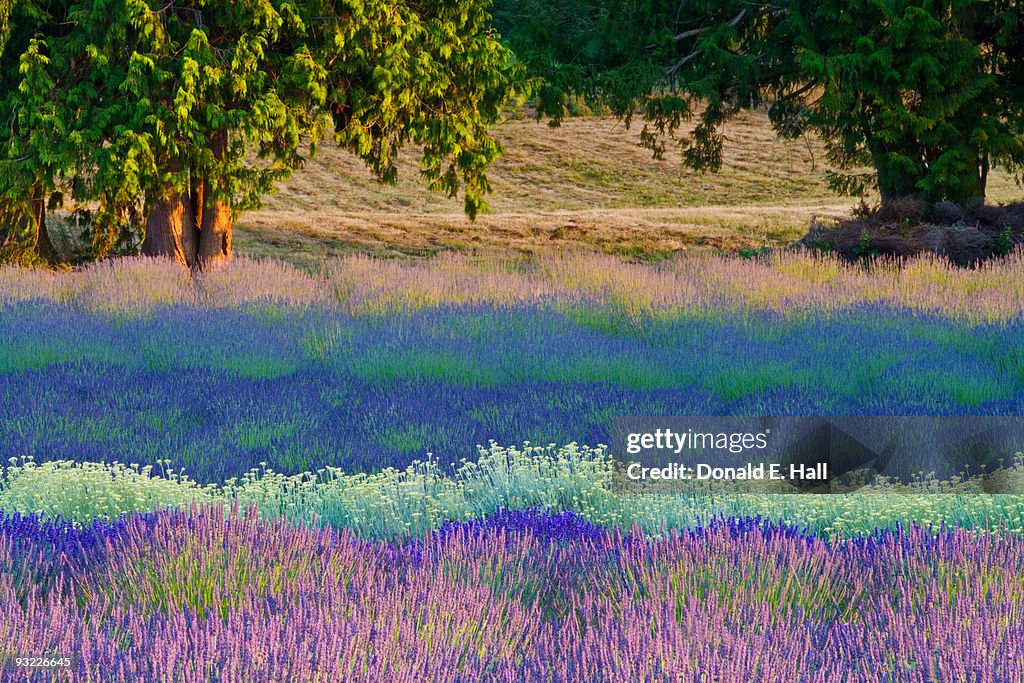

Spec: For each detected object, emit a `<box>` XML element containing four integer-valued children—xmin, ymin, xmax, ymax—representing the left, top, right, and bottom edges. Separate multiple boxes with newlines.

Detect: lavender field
<box><xmin>2</xmin><ymin>252</ymin><xmax>1024</xmax><ymax>681</ymax></box>
<box><xmin>2</xmin><ymin>508</ymin><xmax>1023</xmax><ymax>682</ymax></box>
<box><xmin>1</xmin><ymin>253</ymin><xmax>1022</xmax><ymax>482</ymax></box>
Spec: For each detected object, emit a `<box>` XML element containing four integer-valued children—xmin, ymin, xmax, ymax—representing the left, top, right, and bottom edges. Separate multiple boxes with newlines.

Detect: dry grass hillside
<box><xmin>232</xmin><ymin>110</ymin><xmax>1018</xmax><ymax>266</ymax></box>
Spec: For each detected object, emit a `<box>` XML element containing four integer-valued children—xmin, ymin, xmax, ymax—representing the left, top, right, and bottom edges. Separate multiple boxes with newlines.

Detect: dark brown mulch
<box><xmin>800</xmin><ymin>198</ymin><xmax>1024</xmax><ymax>266</ymax></box>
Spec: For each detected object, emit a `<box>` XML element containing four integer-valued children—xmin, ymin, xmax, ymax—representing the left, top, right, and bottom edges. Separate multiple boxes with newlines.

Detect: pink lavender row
<box><xmin>1</xmin><ymin>507</ymin><xmax>1022</xmax><ymax>682</ymax></box>
<box><xmin>3</xmin><ymin>251</ymin><xmax>1023</xmax><ymax>321</ymax></box>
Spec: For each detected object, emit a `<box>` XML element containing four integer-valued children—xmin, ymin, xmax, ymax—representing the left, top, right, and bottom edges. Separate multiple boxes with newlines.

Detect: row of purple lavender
<box><xmin>2</xmin><ymin>507</ymin><xmax>1021</xmax><ymax>682</ymax></box>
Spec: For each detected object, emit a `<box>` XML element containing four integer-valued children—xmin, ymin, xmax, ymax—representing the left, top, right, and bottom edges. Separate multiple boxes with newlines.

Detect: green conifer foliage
<box><xmin>494</xmin><ymin>0</ymin><xmax>1024</xmax><ymax>205</ymax></box>
<box><xmin>1</xmin><ymin>0</ymin><xmax>521</xmax><ymax>266</ymax></box>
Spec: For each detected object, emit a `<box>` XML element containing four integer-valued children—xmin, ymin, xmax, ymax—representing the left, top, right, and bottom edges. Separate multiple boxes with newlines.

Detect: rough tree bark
<box><xmin>141</xmin><ymin>187</ymin><xmax>198</xmax><ymax>268</ymax></box>
<box><xmin>197</xmin><ymin>186</ymin><xmax>231</xmax><ymax>269</ymax></box>
<box><xmin>196</xmin><ymin>130</ymin><xmax>231</xmax><ymax>270</ymax></box>
<box><xmin>30</xmin><ymin>183</ymin><xmax>57</xmax><ymax>263</ymax></box>
<box><xmin>141</xmin><ymin>132</ymin><xmax>232</xmax><ymax>270</ymax></box>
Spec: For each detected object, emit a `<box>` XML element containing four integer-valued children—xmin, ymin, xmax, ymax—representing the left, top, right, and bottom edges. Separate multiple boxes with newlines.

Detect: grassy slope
<box><xmin>231</xmin><ymin>110</ymin><xmax>1019</xmax><ymax>266</ymax></box>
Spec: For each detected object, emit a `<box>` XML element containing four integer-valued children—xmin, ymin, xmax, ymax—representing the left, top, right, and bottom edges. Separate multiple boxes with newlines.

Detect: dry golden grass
<box><xmin>236</xmin><ymin>204</ymin><xmax>857</xmax><ymax>269</ymax></box>
<box><xmin>237</xmin><ymin>109</ymin><xmax>1021</xmax><ymax>265</ymax></box>
<box><xmin>261</xmin><ymin>110</ymin><xmax>842</xmax><ymax>214</ymax></box>
<box><xmin>37</xmin><ymin>109</ymin><xmax>1017</xmax><ymax>266</ymax></box>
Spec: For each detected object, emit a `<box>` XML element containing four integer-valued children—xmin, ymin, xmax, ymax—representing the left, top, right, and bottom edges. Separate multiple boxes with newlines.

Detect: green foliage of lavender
<box><xmin>1</xmin><ymin>298</ymin><xmax>1022</xmax><ymax>482</ymax></box>
<box><xmin>0</xmin><ymin>254</ymin><xmax>1022</xmax><ymax>678</ymax></box>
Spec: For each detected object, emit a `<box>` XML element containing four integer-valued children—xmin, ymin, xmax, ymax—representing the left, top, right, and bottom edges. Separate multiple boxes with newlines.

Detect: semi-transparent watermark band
<box><xmin>610</xmin><ymin>416</ymin><xmax>1024</xmax><ymax>494</ymax></box>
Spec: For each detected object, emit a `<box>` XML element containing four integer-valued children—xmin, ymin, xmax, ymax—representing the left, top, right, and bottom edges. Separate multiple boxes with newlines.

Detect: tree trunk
<box><xmin>197</xmin><ymin>182</ymin><xmax>231</xmax><ymax>269</ymax></box>
<box><xmin>141</xmin><ymin>188</ymin><xmax>199</xmax><ymax>268</ymax></box>
<box><xmin>196</xmin><ymin>131</ymin><xmax>232</xmax><ymax>270</ymax></box>
<box><xmin>141</xmin><ymin>131</ymin><xmax>233</xmax><ymax>270</ymax></box>
<box><xmin>978</xmin><ymin>153</ymin><xmax>989</xmax><ymax>204</ymax></box>
<box><xmin>31</xmin><ymin>185</ymin><xmax>58</xmax><ymax>264</ymax></box>
<box><xmin>191</xmin><ymin>180</ymin><xmax>205</xmax><ymax>236</ymax></box>
<box><xmin>142</xmin><ymin>155</ymin><xmax>200</xmax><ymax>267</ymax></box>
<box><xmin>952</xmin><ymin>155</ymin><xmax>987</xmax><ymax>208</ymax></box>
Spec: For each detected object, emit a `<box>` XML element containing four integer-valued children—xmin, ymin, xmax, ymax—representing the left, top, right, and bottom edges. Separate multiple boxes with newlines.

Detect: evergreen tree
<box><xmin>1</xmin><ymin>0</ymin><xmax>520</xmax><ymax>267</ymax></box>
<box><xmin>494</xmin><ymin>0</ymin><xmax>1024</xmax><ymax>205</ymax></box>
<box><xmin>0</xmin><ymin>0</ymin><xmax>63</xmax><ymax>263</ymax></box>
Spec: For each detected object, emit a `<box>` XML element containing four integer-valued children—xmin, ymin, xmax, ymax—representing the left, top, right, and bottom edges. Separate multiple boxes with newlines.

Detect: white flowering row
<box><xmin>3</xmin><ymin>445</ymin><xmax>1024</xmax><ymax>540</ymax></box>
